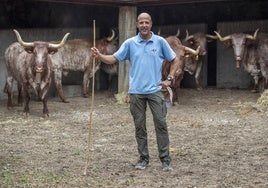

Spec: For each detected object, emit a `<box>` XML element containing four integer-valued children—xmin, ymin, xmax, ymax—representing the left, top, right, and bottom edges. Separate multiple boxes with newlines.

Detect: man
<box><xmin>91</xmin><ymin>12</ymin><xmax>181</xmax><ymax>171</ymax></box>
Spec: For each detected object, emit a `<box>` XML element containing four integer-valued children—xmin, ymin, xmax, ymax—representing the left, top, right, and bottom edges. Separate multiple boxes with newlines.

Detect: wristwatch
<box><xmin>166</xmin><ymin>75</ymin><xmax>174</xmax><ymax>85</ymax></box>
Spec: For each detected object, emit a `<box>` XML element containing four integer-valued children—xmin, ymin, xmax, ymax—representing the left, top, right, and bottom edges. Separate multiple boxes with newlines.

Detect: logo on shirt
<box><xmin>151</xmin><ymin>48</ymin><xmax>157</xmax><ymax>53</ymax></box>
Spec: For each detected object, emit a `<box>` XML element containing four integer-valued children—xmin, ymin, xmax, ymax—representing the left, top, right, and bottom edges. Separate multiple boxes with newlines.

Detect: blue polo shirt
<box><xmin>113</xmin><ymin>32</ymin><xmax>176</xmax><ymax>94</ymax></box>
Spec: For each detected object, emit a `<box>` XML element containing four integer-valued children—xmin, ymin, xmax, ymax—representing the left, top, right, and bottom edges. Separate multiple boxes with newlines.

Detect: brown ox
<box><xmin>50</xmin><ymin>30</ymin><xmax>118</xmax><ymax>102</ymax></box>
<box><xmin>182</xmin><ymin>30</ymin><xmax>217</xmax><ymax>90</ymax></box>
<box><xmin>4</xmin><ymin>30</ymin><xmax>70</xmax><ymax>116</ymax></box>
<box><xmin>214</xmin><ymin>29</ymin><xmax>268</xmax><ymax>92</ymax></box>
<box><xmin>162</xmin><ymin>31</ymin><xmax>200</xmax><ymax>105</ymax></box>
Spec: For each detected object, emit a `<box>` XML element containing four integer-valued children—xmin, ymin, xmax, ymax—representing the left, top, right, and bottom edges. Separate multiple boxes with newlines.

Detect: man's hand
<box><xmin>159</xmin><ymin>80</ymin><xmax>172</xmax><ymax>88</ymax></box>
<box><xmin>91</xmin><ymin>47</ymin><xmax>100</xmax><ymax>59</ymax></box>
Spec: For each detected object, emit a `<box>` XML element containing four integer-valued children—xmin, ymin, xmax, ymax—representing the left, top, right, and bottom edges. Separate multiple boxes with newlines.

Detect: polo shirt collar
<box><xmin>137</xmin><ymin>31</ymin><xmax>154</xmax><ymax>42</ymax></box>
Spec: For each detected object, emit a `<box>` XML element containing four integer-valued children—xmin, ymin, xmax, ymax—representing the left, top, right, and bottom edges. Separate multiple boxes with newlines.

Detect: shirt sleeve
<box><xmin>113</xmin><ymin>40</ymin><xmax>130</xmax><ymax>62</ymax></box>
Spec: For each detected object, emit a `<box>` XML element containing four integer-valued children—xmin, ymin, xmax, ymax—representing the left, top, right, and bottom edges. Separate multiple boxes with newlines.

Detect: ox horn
<box><xmin>185</xmin><ymin>30</ymin><xmax>194</xmax><ymax>41</ymax></box>
<box><xmin>13</xmin><ymin>29</ymin><xmax>34</xmax><ymax>47</ymax></box>
<box><xmin>206</xmin><ymin>33</ymin><xmax>218</xmax><ymax>39</ymax></box>
<box><xmin>184</xmin><ymin>45</ymin><xmax>200</xmax><ymax>55</ymax></box>
<box><xmin>175</xmin><ymin>28</ymin><xmax>180</xmax><ymax>37</ymax></box>
<box><xmin>48</xmin><ymin>33</ymin><xmax>70</xmax><ymax>49</ymax></box>
<box><xmin>245</xmin><ymin>28</ymin><xmax>259</xmax><ymax>40</ymax></box>
<box><xmin>158</xmin><ymin>28</ymin><xmax>161</xmax><ymax>36</ymax></box>
<box><xmin>214</xmin><ymin>31</ymin><xmax>231</xmax><ymax>41</ymax></box>
<box><xmin>106</xmin><ymin>29</ymin><xmax>116</xmax><ymax>41</ymax></box>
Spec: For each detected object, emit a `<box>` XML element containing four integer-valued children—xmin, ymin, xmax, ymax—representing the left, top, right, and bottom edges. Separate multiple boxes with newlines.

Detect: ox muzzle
<box><xmin>235</xmin><ymin>57</ymin><xmax>242</xmax><ymax>68</ymax></box>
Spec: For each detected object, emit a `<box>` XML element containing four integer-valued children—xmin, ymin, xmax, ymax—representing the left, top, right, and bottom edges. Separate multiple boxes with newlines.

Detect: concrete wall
<box><xmin>216</xmin><ymin>20</ymin><xmax>268</xmax><ymax>89</ymax></box>
<box><xmin>0</xmin><ymin>27</ymin><xmax>97</xmax><ymax>100</ymax></box>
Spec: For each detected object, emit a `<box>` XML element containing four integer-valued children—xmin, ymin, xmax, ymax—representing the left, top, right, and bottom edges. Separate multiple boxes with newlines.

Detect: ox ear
<box><xmin>223</xmin><ymin>40</ymin><xmax>232</xmax><ymax>47</ymax></box>
<box><xmin>187</xmin><ymin>39</ymin><xmax>194</xmax><ymax>45</ymax></box>
<box><xmin>24</xmin><ymin>47</ymin><xmax>34</xmax><ymax>54</ymax></box>
<box><xmin>48</xmin><ymin>48</ymin><xmax>58</xmax><ymax>55</ymax></box>
<box><xmin>245</xmin><ymin>38</ymin><xmax>256</xmax><ymax>46</ymax></box>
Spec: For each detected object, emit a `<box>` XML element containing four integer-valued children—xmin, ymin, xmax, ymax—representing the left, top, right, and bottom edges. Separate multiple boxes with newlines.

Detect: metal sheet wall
<box><xmin>216</xmin><ymin>20</ymin><xmax>268</xmax><ymax>89</ymax></box>
<box><xmin>0</xmin><ymin>27</ymin><xmax>96</xmax><ymax>100</ymax></box>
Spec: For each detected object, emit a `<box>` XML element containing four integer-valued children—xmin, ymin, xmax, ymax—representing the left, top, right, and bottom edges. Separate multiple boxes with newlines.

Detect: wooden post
<box><xmin>118</xmin><ymin>6</ymin><xmax>137</xmax><ymax>93</ymax></box>
<box><xmin>83</xmin><ymin>20</ymin><xmax>96</xmax><ymax>176</ymax></box>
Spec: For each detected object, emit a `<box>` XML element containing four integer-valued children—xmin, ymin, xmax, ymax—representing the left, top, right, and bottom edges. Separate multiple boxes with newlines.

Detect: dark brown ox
<box><xmin>4</xmin><ymin>29</ymin><xmax>70</xmax><ymax>116</ymax></box>
<box><xmin>182</xmin><ymin>30</ymin><xmax>218</xmax><ymax>90</ymax></box>
<box><xmin>50</xmin><ymin>30</ymin><xmax>118</xmax><ymax>102</ymax></box>
<box><xmin>214</xmin><ymin>29</ymin><xmax>268</xmax><ymax>92</ymax></box>
<box><xmin>162</xmin><ymin>31</ymin><xmax>200</xmax><ymax>105</ymax></box>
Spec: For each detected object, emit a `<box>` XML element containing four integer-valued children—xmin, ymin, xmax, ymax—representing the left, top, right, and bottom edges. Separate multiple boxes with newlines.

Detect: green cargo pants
<box><xmin>129</xmin><ymin>91</ymin><xmax>171</xmax><ymax>163</ymax></box>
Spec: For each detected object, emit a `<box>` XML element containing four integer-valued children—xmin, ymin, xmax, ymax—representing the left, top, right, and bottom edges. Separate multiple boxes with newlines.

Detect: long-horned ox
<box><xmin>214</xmin><ymin>29</ymin><xmax>268</xmax><ymax>92</ymax></box>
<box><xmin>4</xmin><ymin>29</ymin><xmax>70</xmax><ymax>116</ymax></box>
<box><xmin>50</xmin><ymin>30</ymin><xmax>118</xmax><ymax>102</ymax></box>
<box><xmin>182</xmin><ymin>30</ymin><xmax>218</xmax><ymax>90</ymax></box>
<box><xmin>162</xmin><ymin>30</ymin><xmax>200</xmax><ymax>105</ymax></box>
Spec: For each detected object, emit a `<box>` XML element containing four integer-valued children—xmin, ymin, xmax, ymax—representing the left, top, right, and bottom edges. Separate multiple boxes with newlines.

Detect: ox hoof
<box><xmin>196</xmin><ymin>87</ymin><xmax>203</xmax><ymax>91</ymax></box>
<box><xmin>62</xmin><ymin>99</ymin><xmax>70</xmax><ymax>103</ymax></box>
<box><xmin>83</xmin><ymin>94</ymin><xmax>89</xmax><ymax>98</ymax></box>
<box><xmin>23</xmin><ymin>112</ymin><xmax>29</xmax><ymax>117</ymax></box>
<box><xmin>7</xmin><ymin>106</ymin><xmax>14</xmax><ymax>110</ymax></box>
<box><xmin>250</xmin><ymin>89</ymin><xmax>258</xmax><ymax>93</ymax></box>
<box><xmin>173</xmin><ymin>102</ymin><xmax>179</xmax><ymax>106</ymax></box>
<box><xmin>43</xmin><ymin>114</ymin><xmax>49</xmax><ymax>118</ymax></box>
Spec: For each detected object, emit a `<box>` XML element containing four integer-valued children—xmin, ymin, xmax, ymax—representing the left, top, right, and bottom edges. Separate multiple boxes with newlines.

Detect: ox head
<box><xmin>99</xmin><ymin>29</ymin><xmax>118</xmax><ymax>55</ymax></box>
<box><xmin>13</xmin><ymin>29</ymin><xmax>70</xmax><ymax>84</ymax></box>
<box><xmin>165</xmin><ymin>29</ymin><xmax>200</xmax><ymax>59</ymax></box>
<box><xmin>184</xmin><ymin>30</ymin><xmax>217</xmax><ymax>56</ymax></box>
<box><xmin>214</xmin><ymin>29</ymin><xmax>259</xmax><ymax>68</ymax></box>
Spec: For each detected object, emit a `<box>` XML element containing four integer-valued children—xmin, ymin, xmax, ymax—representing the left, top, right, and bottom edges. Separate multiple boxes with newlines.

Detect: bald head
<box><xmin>137</xmin><ymin>12</ymin><xmax>152</xmax><ymax>22</ymax></box>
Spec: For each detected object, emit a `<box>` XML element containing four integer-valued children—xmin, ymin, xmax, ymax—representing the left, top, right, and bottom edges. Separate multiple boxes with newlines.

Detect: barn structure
<box><xmin>0</xmin><ymin>0</ymin><xmax>268</xmax><ymax>100</ymax></box>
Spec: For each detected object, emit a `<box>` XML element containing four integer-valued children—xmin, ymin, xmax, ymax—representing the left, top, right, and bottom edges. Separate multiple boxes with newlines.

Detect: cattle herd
<box><xmin>2</xmin><ymin>28</ymin><xmax>268</xmax><ymax>116</ymax></box>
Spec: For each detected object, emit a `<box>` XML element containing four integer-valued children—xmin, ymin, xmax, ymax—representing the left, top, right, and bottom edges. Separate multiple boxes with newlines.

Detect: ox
<box><xmin>162</xmin><ymin>31</ymin><xmax>200</xmax><ymax>105</ymax></box>
<box><xmin>182</xmin><ymin>30</ymin><xmax>217</xmax><ymax>90</ymax></box>
<box><xmin>4</xmin><ymin>29</ymin><xmax>70</xmax><ymax>116</ymax></box>
<box><xmin>100</xmin><ymin>62</ymin><xmax>118</xmax><ymax>92</ymax></box>
<box><xmin>214</xmin><ymin>29</ymin><xmax>268</xmax><ymax>92</ymax></box>
<box><xmin>50</xmin><ymin>30</ymin><xmax>118</xmax><ymax>102</ymax></box>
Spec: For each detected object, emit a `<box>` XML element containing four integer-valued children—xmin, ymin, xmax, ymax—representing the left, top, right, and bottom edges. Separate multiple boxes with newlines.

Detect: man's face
<box><xmin>136</xmin><ymin>15</ymin><xmax>152</xmax><ymax>37</ymax></box>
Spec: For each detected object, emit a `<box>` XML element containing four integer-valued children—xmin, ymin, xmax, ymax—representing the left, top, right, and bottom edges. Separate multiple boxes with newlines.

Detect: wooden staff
<box><xmin>84</xmin><ymin>19</ymin><xmax>96</xmax><ymax>176</ymax></box>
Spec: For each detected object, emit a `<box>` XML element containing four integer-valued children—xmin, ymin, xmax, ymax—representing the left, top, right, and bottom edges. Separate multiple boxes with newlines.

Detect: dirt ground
<box><xmin>0</xmin><ymin>88</ymin><xmax>268</xmax><ymax>188</ymax></box>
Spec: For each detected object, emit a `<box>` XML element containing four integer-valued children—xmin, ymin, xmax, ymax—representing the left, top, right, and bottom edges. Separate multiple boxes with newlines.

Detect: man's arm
<box><xmin>91</xmin><ymin>47</ymin><xmax>118</xmax><ymax>64</ymax></box>
<box><xmin>160</xmin><ymin>56</ymin><xmax>182</xmax><ymax>87</ymax></box>
<box><xmin>168</xmin><ymin>56</ymin><xmax>182</xmax><ymax>77</ymax></box>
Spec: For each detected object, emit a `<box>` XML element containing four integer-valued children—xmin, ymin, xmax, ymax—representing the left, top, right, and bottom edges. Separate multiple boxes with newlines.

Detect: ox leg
<box><xmin>195</xmin><ymin>61</ymin><xmax>203</xmax><ymax>91</ymax></box>
<box><xmin>172</xmin><ymin>87</ymin><xmax>178</xmax><ymax>105</ymax></box>
<box><xmin>23</xmin><ymin>84</ymin><xmax>30</xmax><ymax>115</ymax></box>
<box><xmin>264</xmin><ymin>77</ymin><xmax>268</xmax><ymax>90</ymax></box>
<box><xmin>4</xmin><ymin>82</ymin><xmax>13</xmax><ymax>109</ymax></box>
<box><xmin>83</xmin><ymin>68</ymin><xmax>90</xmax><ymax>98</ymax></box>
<box><xmin>251</xmin><ymin>75</ymin><xmax>259</xmax><ymax>93</ymax></box>
<box><xmin>42</xmin><ymin>98</ymin><xmax>49</xmax><ymax>117</ymax></box>
<box><xmin>17</xmin><ymin>83</ymin><xmax>23</xmax><ymax>106</ymax></box>
<box><xmin>4</xmin><ymin>77</ymin><xmax>14</xmax><ymax>109</ymax></box>
<box><xmin>172</xmin><ymin>75</ymin><xmax>183</xmax><ymax>105</ymax></box>
<box><xmin>54</xmin><ymin>71</ymin><xmax>69</xmax><ymax>103</ymax></box>
<box><xmin>39</xmin><ymin>79</ymin><xmax>51</xmax><ymax>117</ymax></box>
